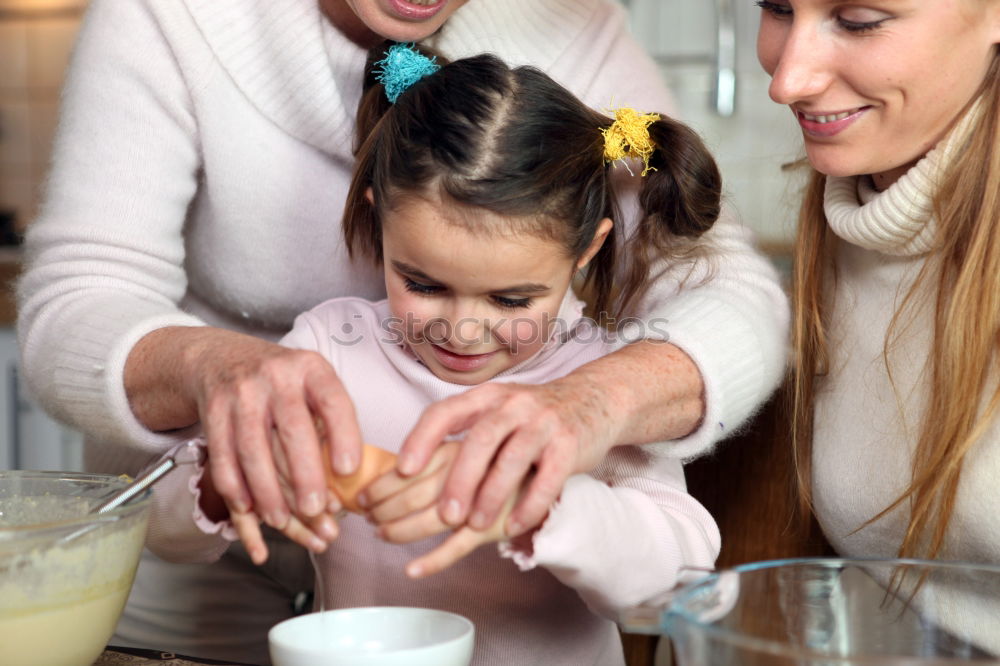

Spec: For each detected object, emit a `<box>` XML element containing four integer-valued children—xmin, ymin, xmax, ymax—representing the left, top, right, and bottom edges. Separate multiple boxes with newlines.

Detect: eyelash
<box><xmin>403</xmin><ymin>277</ymin><xmax>442</xmax><ymax>295</ymax></box>
<box><xmin>402</xmin><ymin>277</ymin><xmax>533</xmax><ymax>310</ymax></box>
<box><xmin>492</xmin><ymin>296</ymin><xmax>533</xmax><ymax>311</ymax></box>
<box><xmin>755</xmin><ymin>1</ymin><xmax>889</xmax><ymax>34</ymax></box>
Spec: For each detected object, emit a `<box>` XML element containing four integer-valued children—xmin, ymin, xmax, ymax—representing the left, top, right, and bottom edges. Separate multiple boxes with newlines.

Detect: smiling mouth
<box><xmin>430</xmin><ymin>344</ymin><xmax>499</xmax><ymax>372</ymax></box>
<box><xmin>799</xmin><ymin>108</ymin><xmax>866</xmax><ymax>124</ymax></box>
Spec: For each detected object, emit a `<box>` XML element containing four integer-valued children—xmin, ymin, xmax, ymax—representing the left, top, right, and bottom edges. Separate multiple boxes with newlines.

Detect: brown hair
<box><xmin>343</xmin><ymin>42</ymin><xmax>722</xmax><ymax>320</ymax></box>
<box><xmin>790</xmin><ymin>50</ymin><xmax>1000</xmax><ymax>559</ymax></box>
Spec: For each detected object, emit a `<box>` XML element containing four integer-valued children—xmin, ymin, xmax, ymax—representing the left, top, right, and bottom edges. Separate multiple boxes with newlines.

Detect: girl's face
<box><xmin>320</xmin><ymin>0</ymin><xmax>468</xmax><ymax>46</ymax></box>
<box><xmin>757</xmin><ymin>0</ymin><xmax>1000</xmax><ymax>189</ymax></box>
<box><xmin>380</xmin><ymin>196</ymin><xmax>608</xmax><ymax>386</ymax></box>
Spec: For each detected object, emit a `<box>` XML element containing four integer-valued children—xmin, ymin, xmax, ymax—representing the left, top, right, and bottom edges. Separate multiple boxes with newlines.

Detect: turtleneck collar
<box><xmin>823</xmin><ymin>100</ymin><xmax>982</xmax><ymax>257</ymax></box>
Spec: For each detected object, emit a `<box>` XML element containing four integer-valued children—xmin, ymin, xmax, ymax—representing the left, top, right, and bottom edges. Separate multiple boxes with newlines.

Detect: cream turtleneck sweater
<box><xmin>814</xmin><ymin>106</ymin><xmax>1000</xmax><ymax>642</ymax></box>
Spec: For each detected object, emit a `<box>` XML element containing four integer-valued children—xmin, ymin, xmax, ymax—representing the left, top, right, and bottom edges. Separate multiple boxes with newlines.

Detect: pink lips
<box><xmin>430</xmin><ymin>344</ymin><xmax>499</xmax><ymax>372</ymax></box>
<box><xmin>795</xmin><ymin>107</ymin><xmax>869</xmax><ymax>138</ymax></box>
<box><xmin>387</xmin><ymin>0</ymin><xmax>447</xmax><ymax>21</ymax></box>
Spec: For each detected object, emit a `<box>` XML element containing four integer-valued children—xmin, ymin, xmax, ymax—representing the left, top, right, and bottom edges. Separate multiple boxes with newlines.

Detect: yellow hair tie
<box><xmin>601</xmin><ymin>107</ymin><xmax>660</xmax><ymax>176</ymax></box>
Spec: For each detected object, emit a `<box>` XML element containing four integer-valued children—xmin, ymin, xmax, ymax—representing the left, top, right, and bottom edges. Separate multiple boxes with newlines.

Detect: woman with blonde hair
<box><xmin>756</xmin><ymin>0</ymin><xmax>1000</xmax><ymax>573</ymax></box>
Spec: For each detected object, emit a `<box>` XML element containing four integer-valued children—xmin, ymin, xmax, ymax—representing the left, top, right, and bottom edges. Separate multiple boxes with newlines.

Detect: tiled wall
<box><xmin>625</xmin><ymin>0</ymin><xmax>806</xmax><ymax>249</ymax></box>
<box><xmin>0</xmin><ymin>4</ymin><xmax>85</xmax><ymax>232</ymax></box>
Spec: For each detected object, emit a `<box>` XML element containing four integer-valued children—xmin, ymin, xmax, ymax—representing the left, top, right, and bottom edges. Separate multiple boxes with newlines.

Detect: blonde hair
<box><xmin>790</xmin><ymin>51</ymin><xmax>1000</xmax><ymax>559</ymax></box>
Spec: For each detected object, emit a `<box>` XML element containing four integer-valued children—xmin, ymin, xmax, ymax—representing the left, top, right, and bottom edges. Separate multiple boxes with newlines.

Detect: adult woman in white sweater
<box><xmin>757</xmin><ymin>0</ymin><xmax>1000</xmax><ymax>614</ymax></box>
<box><xmin>16</xmin><ymin>0</ymin><xmax>787</xmax><ymax>661</ymax></box>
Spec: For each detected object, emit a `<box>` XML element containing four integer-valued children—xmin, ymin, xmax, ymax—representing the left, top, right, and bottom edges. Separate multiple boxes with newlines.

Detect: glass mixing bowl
<box><xmin>623</xmin><ymin>557</ymin><xmax>1000</xmax><ymax>665</ymax></box>
<box><xmin>0</xmin><ymin>470</ymin><xmax>152</xmax><ymax>666</ymax></box>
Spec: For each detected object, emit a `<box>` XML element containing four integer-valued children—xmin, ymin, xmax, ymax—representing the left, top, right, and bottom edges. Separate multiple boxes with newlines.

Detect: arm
<box><xmin>16</xmin><ymin>0</ymin><xmax>205</xmax><ymax>453</ymax></box>
<box><xmin>504</xmin><ymin>448</ymin><xmax>720</xmax><ymax>619</ymax></box>
<box><xmin>17</xmin><ymin>0</ymin><xmax>362</xmax><ymax>524</ymax></box>
<box><xmin>368</xmin><ymin>442</ymin><xmax>719</xmax><ymax>617</ymax></box>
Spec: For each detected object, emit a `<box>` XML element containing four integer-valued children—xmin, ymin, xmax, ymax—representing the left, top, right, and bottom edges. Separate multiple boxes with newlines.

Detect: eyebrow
<box><xmin>391</xmin><ymin>260</ymin><xmax>552</xmax><ymax>293</ymax></box>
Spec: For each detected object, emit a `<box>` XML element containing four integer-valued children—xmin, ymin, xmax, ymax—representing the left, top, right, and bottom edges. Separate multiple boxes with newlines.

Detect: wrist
<box><xmin>567</xmin><ymin>340</ymin><xmax>705</xmax><ymax>446</ymax></box>
<box><xmin>125</xmin><ymin>326</ymin><xmax>204</xmax><ymax>431</ymax></box>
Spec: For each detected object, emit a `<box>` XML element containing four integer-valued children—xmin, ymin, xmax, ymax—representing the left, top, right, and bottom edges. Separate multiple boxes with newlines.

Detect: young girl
<box><xmin>757</xmin><ymin>0</ymin><xmax>1000</xmax><ymax>640</ymax></box>
<box><xmin>147</xmin><ymin>43</ymin><xmax>724</xmax><ymax>665</ymax></box>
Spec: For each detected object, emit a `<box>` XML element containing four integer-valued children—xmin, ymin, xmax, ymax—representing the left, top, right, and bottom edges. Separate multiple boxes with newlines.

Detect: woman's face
<box><xmin>321</xmin><ymin>0</ymin><xmax>469</xmax><ymax>46</ymax></box>
<box><xmin>757</xmin><ymin>0</ymin><xmax>1000</xmax><ymax>188</ymax></box>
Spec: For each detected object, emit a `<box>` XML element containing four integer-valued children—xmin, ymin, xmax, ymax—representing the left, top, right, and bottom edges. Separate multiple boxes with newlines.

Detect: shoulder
<box><xmin>295</xmin><ymin>297</ymin><xmax>388</xmax><ymax>331</ymax></box>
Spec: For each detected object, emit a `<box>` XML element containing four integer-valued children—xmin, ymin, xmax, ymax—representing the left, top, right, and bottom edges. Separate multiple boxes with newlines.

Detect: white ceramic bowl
<box><xmin>268</xmin><ymin>606</ymin><xmax>474</xmax><ymax>666</ymax></box>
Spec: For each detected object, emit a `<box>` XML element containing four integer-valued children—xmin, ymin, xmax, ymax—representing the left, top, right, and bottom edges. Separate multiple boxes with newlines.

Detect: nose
<box><xmin>439</xmin><ymin>301</ymin><xmax>490</xmax><ymax>350</ymax></box>
<box><xmin>762</xmin><ymin>20</ymin><xmax>834</xmax><ymax>106</ymax></box>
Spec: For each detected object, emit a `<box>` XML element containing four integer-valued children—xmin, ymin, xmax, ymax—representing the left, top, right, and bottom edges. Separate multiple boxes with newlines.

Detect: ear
<box><xmin>364</xmin><ymin>186</ymin><xmax>375</xmax><ymax>205</ymax></box>
<box><xmin>576</xmin><ymin>217</ymin><xmax>614</xmax><ymax>270</ymax></box>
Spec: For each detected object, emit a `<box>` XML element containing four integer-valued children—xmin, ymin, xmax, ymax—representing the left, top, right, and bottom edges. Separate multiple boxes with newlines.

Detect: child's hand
<box><xmin>359</xmin><ymin>441</ymin><xmax>460</xmax><ymax>530</ymax></box>
<box><xmin>395</xmin><ymin>493</ymin><xmax>519</xmax><ymax>579</ymax></box>
<box><xmin>363</xmin><ymin>441</ymin><xmax>525</xmax><ymax>578</ymax></box>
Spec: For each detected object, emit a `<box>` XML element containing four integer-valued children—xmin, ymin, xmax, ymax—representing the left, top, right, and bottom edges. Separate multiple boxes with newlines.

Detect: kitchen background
<box><xmin>0</xmin><ymin>0</ymin><xmax>804</xmax><ymax>470</ymax></box>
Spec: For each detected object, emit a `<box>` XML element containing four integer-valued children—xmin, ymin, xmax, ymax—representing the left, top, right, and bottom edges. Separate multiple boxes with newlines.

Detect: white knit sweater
<box><xmin>16</xmin><ymin>0</ymin><xmax>788</xmax><ymax>473</ymax></box>
<box><xmin>815</xmin><ymin>109</ymin><xmax>1000</xmax><ymax>643</ymax></box>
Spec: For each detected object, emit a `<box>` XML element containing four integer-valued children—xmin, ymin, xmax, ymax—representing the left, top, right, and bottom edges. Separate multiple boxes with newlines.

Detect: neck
<box><xmin>318</xmin><ymin>0</ymin><xmax>383</xmax><ymax>48</ymax></box>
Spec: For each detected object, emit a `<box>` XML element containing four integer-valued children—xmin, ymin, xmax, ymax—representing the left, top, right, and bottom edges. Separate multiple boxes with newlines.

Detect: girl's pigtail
<box><xmin>343</xmin><ymin>41</ymin><xmax>399</xmax><ymax>262</ymax></box>
<box><xmin>641</xmin><ymin>116</ymin><xmax>722</xmax><ymax>239</ymax></box>
<box><xmin>603</xmin><ymin>109</ymin><xmax>723</xmax><ymax>315</ymax></box>
<box><xmin>355</xmin><ymin>40</ymin><xmax>400</xmax><ymax>155</ymax></box>
<box><xmin>345</xmin><ymin>41</ymin><xmax>446</xmax><ymax>261</ymax></box>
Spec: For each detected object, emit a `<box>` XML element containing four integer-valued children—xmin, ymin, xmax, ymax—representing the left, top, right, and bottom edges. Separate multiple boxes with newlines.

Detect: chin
<box><xmin>378</xmin><ymin>22</ymin><xmax>446</xmax><ymax>42</ymax></box>
<box><xmin>803</xmin><ymin>147</ymin><xmax>869</xmax><ymax>180</ymax></box>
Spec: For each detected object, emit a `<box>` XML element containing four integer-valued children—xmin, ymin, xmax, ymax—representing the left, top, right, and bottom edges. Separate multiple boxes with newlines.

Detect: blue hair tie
<box><xmin>373</xmin><ymin>43</ymin><xmax>440</xmax><ymax>103</ymax></box>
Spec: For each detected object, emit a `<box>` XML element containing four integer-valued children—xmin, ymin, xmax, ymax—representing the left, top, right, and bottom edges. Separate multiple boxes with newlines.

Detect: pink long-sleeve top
<box><xmin>147</xmin><ymin>296</ymin><xmax>720</xmax><ymax>666</ymax></box>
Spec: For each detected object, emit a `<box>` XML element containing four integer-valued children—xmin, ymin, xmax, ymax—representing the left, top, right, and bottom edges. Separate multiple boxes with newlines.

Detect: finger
<box><xmin>299</xmin><ymin>510</ymin><xmax>341</xmax><ymax>544</ymax></box>
<box><xmin>270</xmin><ymin>392</ymin><xmax>328</xmax><ymax>517</ymax></box>
<box><xmin>398</xmin><ymin>387</ymin><xmax>497</xmax><ymax>476</ymax></box>
<box><xmin>230</xmin><ymin>509</ymin><xmax>269</xmax><ymax>565</ymax></box>
<box><xmin>405</xmin><ymin>528</ymin><xmax>488</xmax><ymax>579</ymax></box>
<box><xmin>281</xmin><ymin>514</ymin><xmax>331</xmax><ymax>555</ymax></box>
<box><xmin>464</xmin><ymin>427</ymin><xmax>547</xmax><ymax>530</ymax></box>
<box><xmin>437</xmin><ymin>406</ymin><xmax>523</xmax><ymax>526</ymax></box>
<box><xmin>377</xmin><ymin>504</ymin><xmax>452</xmax><ymax>544</ymax></box>
<box><xmin>202</xmin><ymin>399</ymin><xmax>252</xmax><ymax>513</ymax></box>
<box><xmin>506</xmin><ymin>441</ymin><xmax>575</xmax><ymax>536</ymax></box>
<box><xmin>306</xmin><ymin>365</ymin><xmax>363</xmax><ymax>476</ymax></box>
<box><xmin>367</xmin><ymin>472</ymin><xmax>449</xmax><ymax>525</ymax></box>
<box><xmin>230</xmin><ymin>399</ymin><xmax>289</xmax><ymax>529</ymax></box>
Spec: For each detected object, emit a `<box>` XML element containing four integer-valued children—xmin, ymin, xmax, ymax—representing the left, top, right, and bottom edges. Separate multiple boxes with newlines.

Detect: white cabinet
<box><xmin>0</xmin><ymin>327</ymin><xmax>84</xmax><ymax>472</ymax></box>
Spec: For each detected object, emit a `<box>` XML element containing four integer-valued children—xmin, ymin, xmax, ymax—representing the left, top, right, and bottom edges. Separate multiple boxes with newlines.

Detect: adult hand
<box><xmin>223</xmin><ymin>427</ymin><xmax>343</xmax><ymax>564</ymax></box>
<box><xmin>392</xmin><ymin>341</ymin><xmax>705</xmax><ymax>537</ymax></box>
<box><xmin>394</xmin><ymin>378</ymin><xmax>614</xmax><ymax>538</ymax></box>
<box><xmin>195</xmin><ymin>332</ymin><xmax>363</xmax><ymax>531</ymax></box>
<box><xmin>128</xmin><ymin>327</ymin><xmax>364</xmax><ymax>534</ymax></box>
